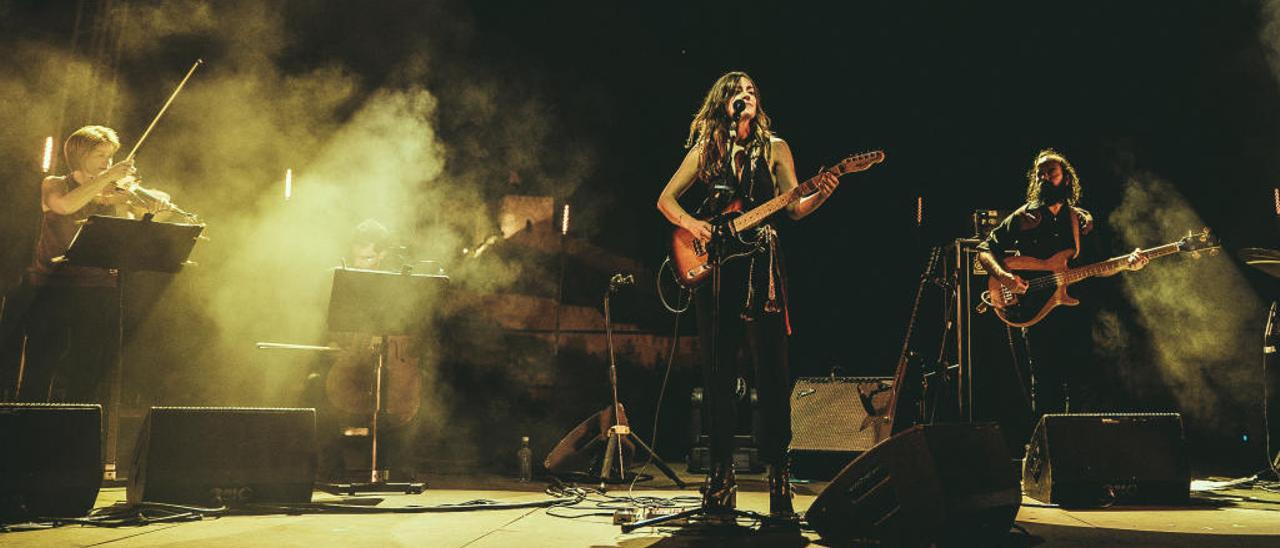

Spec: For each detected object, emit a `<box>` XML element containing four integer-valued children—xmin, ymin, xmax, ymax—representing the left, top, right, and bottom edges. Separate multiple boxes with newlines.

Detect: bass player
<box><xmin>977</xmin><ymin>148</ymin><xmax>1148</xmax><ymax>416</ymax></box>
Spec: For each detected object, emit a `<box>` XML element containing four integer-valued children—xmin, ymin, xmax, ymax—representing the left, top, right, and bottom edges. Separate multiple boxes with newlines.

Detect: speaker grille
<box><xmin>790</xmin><ymin>377</ymin><xmax>893</xmax><ymax>452</ymax></box>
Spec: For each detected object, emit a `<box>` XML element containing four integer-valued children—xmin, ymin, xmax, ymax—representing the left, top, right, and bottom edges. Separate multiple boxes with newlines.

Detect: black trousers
<box><xmin>18</xmin><ymin>285</ymin><xmax>118</xmax><ymax>404</ymax></box>
<box><xmin>694</xmin><ymin>264</ymin><xmax>791</xmax><ymax>469</ymax></box>
<box><xmin>1015</xmin><ymin>307</ymin><xmax>1099</xmax><ymax>417</ymax></box>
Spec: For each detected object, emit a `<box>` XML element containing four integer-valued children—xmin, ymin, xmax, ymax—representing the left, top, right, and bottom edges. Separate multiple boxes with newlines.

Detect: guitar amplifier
<box><xmin>789</xmin><ymin>376</ymin><xmax>894</xmax><ymax>480</ymax></box>
<box><xmin>972</xmin><ymin>209</ymin><xmax>1011</xmax><ymax>240</ymax></box>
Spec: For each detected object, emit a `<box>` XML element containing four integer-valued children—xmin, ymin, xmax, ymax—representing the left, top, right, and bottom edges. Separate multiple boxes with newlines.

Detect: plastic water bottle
<box><xmin>517</xmin><ymin>436</ymin><xmax>533</xmax><ymax>482</ymax></box>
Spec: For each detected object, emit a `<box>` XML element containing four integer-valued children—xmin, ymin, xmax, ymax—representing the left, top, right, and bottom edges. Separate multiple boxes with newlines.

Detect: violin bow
<box><xmin>125</xmin><ymin>58</ymin><xmax>204</xmax><ymax>162</ymax></box>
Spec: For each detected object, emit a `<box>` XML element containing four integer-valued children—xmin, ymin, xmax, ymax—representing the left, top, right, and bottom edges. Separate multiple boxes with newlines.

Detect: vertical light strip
<box><xmin>561</xmin><ymin>204</ymin><xmax>570</xmax><ymax>235</ymax></box>
<box><xmin>41</xmin><ymin>136</ymin><xmax>54</xmax><ymax>173</ymax></box>
<box><xmin>284</xmin><ymin>168</ymin><xmax>293</xmax><ymax>201</ymax></box>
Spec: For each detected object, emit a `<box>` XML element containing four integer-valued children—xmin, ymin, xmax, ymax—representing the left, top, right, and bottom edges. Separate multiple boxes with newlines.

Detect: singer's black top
<box><xmin>695</xmin><ymin>137</ymin><xmax>789</xmax><ymax>323</ymax></box>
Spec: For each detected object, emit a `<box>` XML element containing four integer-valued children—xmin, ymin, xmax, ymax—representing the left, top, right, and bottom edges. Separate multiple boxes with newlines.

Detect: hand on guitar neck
<box><xmin>680</xmin><ymin>166</ymin><xmax>838</xmax><ymax>248</ymax></box>
<box><xmin>1120</xmin><ymin>247</ymin><xmax>1151</xmax><ymax>272</ymax></box>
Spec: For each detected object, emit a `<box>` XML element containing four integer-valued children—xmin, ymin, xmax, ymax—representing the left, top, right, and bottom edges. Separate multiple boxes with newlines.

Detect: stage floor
<box><xmin>4</xmin><ymin>472</ymin><xmax>1280</xmax><ymax>547</ymax></box>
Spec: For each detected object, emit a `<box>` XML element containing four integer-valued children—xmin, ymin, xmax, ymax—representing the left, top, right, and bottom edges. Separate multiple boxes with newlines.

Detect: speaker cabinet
<box><xmin>806</xmin><ymin>422</ymin><xmax>1020</xmax><ymax>547</ymax></box>
<box><xmin>788</xmin><ymin>376</ymin><xmax>893</xmax><ymax>480</ymax></box>
<box><xmin>1022</xmin><ymin>413</ymin><xmax>1188</xmax><ymax>506</ymax></box>
<box><xmin>0</xmin><ymin>403</ymin><xmax>102</xmax><ymax>521</ymax></box>
<box><xmin>128</xmin><ymin>407</ymin><xmax>317</xmax><ymax>506</ymax></box>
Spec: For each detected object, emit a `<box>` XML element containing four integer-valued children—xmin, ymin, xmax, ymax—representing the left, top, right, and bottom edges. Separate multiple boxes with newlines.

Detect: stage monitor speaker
<box><xmin>806</xmin><ymin>422</ymin><xmax>1020</xmax><ymax>547</ymax></box>
<box><xmin>128</xmin><ymin>407</ymin><xmax>317</xmax><ymax>506</ymax></box>
<box><xmin>0</xmin><ymin>403</ymin><xmax>102</xmax><ymax>521</ymax></box>
<box><xmin>1022</xmin><ymin>412</ymin><xmax>1188</xmax><ymax>507</ymax></box>
<box><xmin>788</xmin><ymin>376</ymin><xmax>893</xmax><ymax>480</ymax></box>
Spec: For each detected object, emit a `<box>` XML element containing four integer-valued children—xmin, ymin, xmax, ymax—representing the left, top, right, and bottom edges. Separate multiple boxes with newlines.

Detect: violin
<box><xmin>112</xmin><ymin>174</ymin><xmax>199</xmax><ymax>221</ymax></box>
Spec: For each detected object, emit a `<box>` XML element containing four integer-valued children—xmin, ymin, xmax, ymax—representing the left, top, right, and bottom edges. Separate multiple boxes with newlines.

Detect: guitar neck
<box><xmin>729</xmin><ymin>177</ymin><xmax>820</xmax><ymax>233</ymax></box>
<box><xmin>725</xmin><ymin>150</ymin><xmax>883</xmax><ymax>233</ymax></box>
<box><xmin>1060</xmin><ymin>241</ymin><xmax>1182</xmax><ymax>285</ymax></box>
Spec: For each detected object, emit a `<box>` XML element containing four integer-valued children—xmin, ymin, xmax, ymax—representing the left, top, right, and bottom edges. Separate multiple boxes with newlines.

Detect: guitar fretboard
<box><xmin>729</xmin><ymin>151</ymin><xmax>882</xmax><ymax>234</ymax></box>
<box><xmin>1058</xmin><ymin>241</ymin><xmax>1183</xmax><ymax>286</ymax></box>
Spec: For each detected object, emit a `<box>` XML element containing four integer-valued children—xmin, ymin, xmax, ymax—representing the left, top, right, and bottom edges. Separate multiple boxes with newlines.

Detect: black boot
<box><xmin>700</xmin><ymin>461</ymin><xmax>737</xmax><ymax>514</ymax></box>
<box><xmin>765</xmin><ymin>462</ymin><xmax>800</xmax><ymax>529</ymax></box>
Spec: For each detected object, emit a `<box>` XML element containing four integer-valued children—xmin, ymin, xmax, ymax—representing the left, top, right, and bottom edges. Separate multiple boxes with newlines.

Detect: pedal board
<box><xmin>613</xmin><ymin>506</ymin><xmax>691</xmax><ymax>526</ymax></box>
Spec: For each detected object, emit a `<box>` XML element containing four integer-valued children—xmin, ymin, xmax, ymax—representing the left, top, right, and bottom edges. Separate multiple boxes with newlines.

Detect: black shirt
<box><xmin>978</xmin><ymin>201</ymin><xmax>1094</xmax><ymax>261</ymax></box>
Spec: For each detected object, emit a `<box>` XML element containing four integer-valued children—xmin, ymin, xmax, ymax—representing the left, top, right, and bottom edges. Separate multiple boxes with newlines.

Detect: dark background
<box><xmin>3</xmin><ymin>0</ymin><xmax>1280</xmax><ymax>475</ymax></box>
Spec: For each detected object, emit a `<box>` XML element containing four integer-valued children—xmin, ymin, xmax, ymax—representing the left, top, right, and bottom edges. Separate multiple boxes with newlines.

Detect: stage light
<box><xmin>284</xmin><ymin>169</ymin><xmax>293</xmax><ymax>200</ymax></box>
<box><xmin>561</xmin><ymin>204</ymin><xmax>570</xmax><ymax>235</ymax></box>
<box><xmin>41</xmin><ymin>136</ymin><xmax>53</xmax><ymax>173</ymax></box>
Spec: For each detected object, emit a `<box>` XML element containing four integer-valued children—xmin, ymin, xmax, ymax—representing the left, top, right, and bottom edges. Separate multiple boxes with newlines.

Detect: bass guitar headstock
<box><xmin>1178</xmin><ymin>227</ymin><xmax>1221</xmax><ymax>259</ymax></box>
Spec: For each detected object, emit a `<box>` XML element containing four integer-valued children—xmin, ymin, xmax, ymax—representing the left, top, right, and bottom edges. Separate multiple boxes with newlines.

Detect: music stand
<box><xmin>58</xmin><ymin>214</ymin><xmax>204</xmax><ymax>480</ymax></box>
<box><xmin>322</xmin><ymin>267</ymin><xmax>448</xmax><ymax>495</ymax></box>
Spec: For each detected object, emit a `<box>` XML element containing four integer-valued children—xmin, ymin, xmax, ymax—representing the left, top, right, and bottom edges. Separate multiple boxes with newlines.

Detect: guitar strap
<box><xmin>1070</xmin><ymin>207</ymin><xmax>1082</xmax><ymax>260</ymax></box>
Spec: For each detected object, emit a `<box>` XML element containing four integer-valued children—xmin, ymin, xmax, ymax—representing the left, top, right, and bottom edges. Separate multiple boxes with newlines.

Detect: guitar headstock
<box><xmin>1178</xmin><ymin>227</ymin><xmax>1221</xmax><ymax>259</ymax></box>
<box><xmin>829</xmin><ymin>150</ymin><xmax>886</xmax><ymax>176</ymax></box>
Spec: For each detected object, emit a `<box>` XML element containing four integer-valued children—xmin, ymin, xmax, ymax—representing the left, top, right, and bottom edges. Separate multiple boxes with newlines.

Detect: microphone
<box><xmin>608</xmin><ymin>273</ymin><xmax>635</xmax><ymax>293</ymax></box>
<box><xmin>731</xmin><ymin>99</ymin><xmax>746</xmax><ymax>120</ymax></box>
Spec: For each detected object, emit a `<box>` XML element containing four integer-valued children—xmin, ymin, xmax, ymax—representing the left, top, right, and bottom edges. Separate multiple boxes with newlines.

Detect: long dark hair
<box><xmin>684</xmin><ymin>71</ymin><xmax>774</xmax><ymax>183</ymax></box>
<box><xmin>1025</xmin><ymin>148</ymin><xmax>1082</xmax><ymax>206</ymax></box>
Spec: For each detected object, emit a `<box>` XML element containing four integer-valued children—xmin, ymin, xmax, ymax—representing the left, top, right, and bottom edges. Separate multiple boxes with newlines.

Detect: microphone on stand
<box><xmin>608</xmin><ymin>273</ymin><xmax>635</xmax><ymax>294</ymax></box>
<box><xmin>731</xmin><ymin>99</ymin><xmax>746</xmax><ymax>120</ymax></box>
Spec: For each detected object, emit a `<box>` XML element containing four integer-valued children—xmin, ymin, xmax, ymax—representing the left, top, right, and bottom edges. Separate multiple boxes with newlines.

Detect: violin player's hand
<box><xmin>95</xmin><ymin>158</ymin><xmax>136</xmax><ymax>186</ymax></box>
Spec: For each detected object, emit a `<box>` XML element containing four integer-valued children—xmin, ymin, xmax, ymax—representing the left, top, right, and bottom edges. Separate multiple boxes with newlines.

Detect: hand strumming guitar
<box><xmin>683</xmin><ymin>215</ymin><xmax>714</xmax><ymax>243</ymax></box>
<box><xmin>998</xmin><ymin>270</ymin><xmax>1029</xmax><ymax>295</ymax></box>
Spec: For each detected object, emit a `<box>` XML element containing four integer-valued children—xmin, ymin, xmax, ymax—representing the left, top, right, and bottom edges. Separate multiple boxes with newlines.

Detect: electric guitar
<box><xmin>983</xmin><ymin>228</ymin><xmax>1219</xmax><ymax>327</ymax></box>
<box><xmin>670</xmin><ymin>150</ymin><xmax>885</xmax><ymax>288</ymax></box>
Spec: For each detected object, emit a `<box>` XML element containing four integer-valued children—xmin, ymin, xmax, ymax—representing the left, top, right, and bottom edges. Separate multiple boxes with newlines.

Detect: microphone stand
<box><xmin>598</xmin><ymin>275</ymin><xmax>685</xmax><ymax>488</ymax></box>
<box><xmin>625</xmin><ymin>112</ymin><xmax>791</xmax><ymax>532</ymax></box>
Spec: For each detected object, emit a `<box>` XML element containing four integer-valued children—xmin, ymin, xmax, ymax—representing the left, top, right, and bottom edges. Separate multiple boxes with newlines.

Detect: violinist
<box><xmin>17</xmin><ymin>125</ymin><xmax>176</xmax><ymax>403</ymax></box>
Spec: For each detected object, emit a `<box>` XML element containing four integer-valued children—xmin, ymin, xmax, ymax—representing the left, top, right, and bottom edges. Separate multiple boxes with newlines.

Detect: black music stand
<box><xmin>322</xmin><ymin>267</ymin><xmax>447</xmax><ymax>495</ymax></box>
<box><xmin>59</xmin><ymin>214</ymin><xmax>204</xmax><ymax>480</ymax></box>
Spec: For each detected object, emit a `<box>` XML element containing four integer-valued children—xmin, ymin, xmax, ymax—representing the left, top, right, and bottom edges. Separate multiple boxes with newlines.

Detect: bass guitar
<box><xmin>670</xmin><ymin>150</ymin><xmax>885</xmax><ymax>288</ymax></box>
<box><xmin>983</xmin><ymin>228</ymin><xmax>1219</xmax><ymax>327</ymax></box>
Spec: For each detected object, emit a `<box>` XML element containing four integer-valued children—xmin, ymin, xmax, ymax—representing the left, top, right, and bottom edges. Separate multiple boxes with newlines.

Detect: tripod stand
<box><xmin>597</xmin><ymin>274</ymin><xmax>686</xmax><ymax>488</ymax></box>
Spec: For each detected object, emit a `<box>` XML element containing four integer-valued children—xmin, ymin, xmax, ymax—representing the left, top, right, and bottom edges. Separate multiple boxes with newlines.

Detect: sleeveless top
<box><xmin>28</xmin><ymin>176</ymin><xmax>118</xmax><ymax>287</ymax></box>
<box><xmin>697</xmin><ymin>136</ymin><xmax>790</xmax><ymax>329</ymax></box>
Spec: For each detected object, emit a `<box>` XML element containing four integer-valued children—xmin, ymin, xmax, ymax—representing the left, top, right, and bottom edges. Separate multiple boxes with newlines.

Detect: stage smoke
<box><xmin>1104</xmin><ymin>174</ymin><xmax>1261</xmax><ymax>426</ymax></box>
